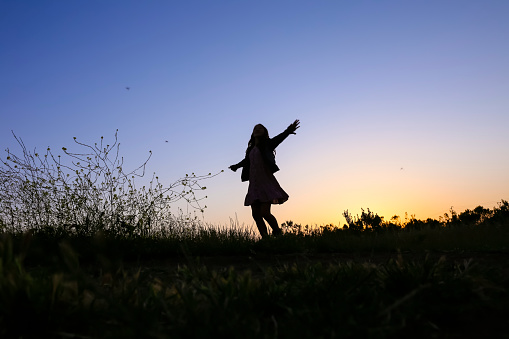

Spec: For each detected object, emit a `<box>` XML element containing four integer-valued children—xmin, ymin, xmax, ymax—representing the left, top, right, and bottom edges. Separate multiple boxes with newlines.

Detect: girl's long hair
<box><xmin>246</xmin><ymin>124</ymin><xmax>275</xmax><ymax>156</ymax></box>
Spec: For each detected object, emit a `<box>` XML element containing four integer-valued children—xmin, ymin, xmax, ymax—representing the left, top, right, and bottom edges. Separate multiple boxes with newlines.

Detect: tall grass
<box><xmin>0</xmin><ymin>131</ymin><xmax>220</xmax><ymax>236</ymax></box>
<box><xmin>2</xmin><ymin>202</ymin><xmax>506</xmax><ymax>270</ymax></box>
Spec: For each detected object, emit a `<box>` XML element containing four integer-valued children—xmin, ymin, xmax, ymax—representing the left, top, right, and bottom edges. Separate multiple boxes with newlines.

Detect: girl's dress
<box><xmin>244</xmin><ymin>146</ymin><xmax>289</xmax><ymax>206</ymax></box>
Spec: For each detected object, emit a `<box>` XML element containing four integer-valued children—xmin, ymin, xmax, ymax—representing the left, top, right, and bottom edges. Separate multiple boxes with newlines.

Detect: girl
<box><xmin>229</xmin><ymin>119</ymin><xmax>300</xmax><ymax>238</ymax></box>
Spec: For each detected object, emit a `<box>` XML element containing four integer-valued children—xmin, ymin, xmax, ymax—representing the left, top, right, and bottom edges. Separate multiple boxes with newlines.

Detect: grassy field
<box><xmin>2</xmin><ymin>132</ymin><xmax>508</xmax><ymax>338</ymax></box>
<box><xmin>1</xmin><ymin>204</ymin><xmax>509</xmax><ymax>339</ymax></box>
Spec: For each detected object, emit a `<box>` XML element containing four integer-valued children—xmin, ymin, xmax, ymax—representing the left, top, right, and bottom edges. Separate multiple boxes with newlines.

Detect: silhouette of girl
<box><xmin>229</xmin><ymin>120</ymin><xmax>300</xmax><ymax>238</ymax></box>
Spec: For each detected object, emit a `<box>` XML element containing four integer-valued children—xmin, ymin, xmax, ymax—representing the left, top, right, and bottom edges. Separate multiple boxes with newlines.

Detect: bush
<box><xmin>0</xmin><ymin>131</ymin><xmax>220</xmax><ymax>236</ymax></box>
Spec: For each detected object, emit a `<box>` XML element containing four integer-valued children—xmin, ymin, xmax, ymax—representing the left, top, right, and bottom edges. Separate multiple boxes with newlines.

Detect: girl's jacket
<box><xmin>233</xmin><ymin>128</ymin><xmax>292</xmax><ymax>182</ymax></box>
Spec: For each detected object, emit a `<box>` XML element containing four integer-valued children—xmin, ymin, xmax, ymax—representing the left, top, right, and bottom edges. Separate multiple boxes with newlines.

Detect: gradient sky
<box><xmin>2</xmin><ymin>1</ymin><xmax>508</xmax><ymax>228</ymax></box>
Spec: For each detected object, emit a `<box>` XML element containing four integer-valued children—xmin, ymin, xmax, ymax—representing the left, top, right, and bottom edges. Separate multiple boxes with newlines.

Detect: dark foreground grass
<box><xmin>12</xmin><ymin>221</ymin><xmax>509</xmax><ymax>266</ymax></box>
<box><xmin>1</xmin><ymin>222</ymin><xmax>509</xmax><ymax>339</ymax></box>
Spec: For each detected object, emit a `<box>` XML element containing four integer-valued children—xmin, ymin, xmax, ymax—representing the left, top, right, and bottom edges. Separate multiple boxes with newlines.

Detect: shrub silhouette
<box><xmin>0</xmin><ymin>131</ymin><xmax>220</xmax><ymax>236</ymax></box>
<box><xmin>343</xmin><ymin>208</ymin><xmax>383</xmax><ymax>231</ymax></box>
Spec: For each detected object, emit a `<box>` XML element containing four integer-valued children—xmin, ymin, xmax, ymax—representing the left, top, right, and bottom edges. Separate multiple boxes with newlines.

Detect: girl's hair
<box><xmin>246</xmin><ymin>124</ymin><xmax>276</xmax><ymax>156</ymax></box>
<box><xmin>247</xmin><ymin>124</ymin><xmax>269</xmax><ymax>149</ymax></box>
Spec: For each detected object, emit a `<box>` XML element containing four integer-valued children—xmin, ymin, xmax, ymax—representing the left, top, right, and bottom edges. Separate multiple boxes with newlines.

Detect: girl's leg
<box><xmin>251</xmin><ymin>203</ymin><xmax>268</xmax><ymax>238</ymax></box>
<box><xmin>260</xmin><ymin>203</ymin><xmax>282</xmax><ymax>236</ymax></box>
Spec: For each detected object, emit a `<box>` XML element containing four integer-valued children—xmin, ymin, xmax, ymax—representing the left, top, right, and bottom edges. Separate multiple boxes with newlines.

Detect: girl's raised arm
<box><xmin>270</xmin><ymin>119</ymin><xmax>300</xmax><ymax>149</ymax></box>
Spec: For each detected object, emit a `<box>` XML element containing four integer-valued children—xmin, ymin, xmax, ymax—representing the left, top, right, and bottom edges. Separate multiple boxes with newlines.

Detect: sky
<box><xmin>1</xmin><ymin>0</ymin><xmax>508</xmax><ymax>228</ymax></box>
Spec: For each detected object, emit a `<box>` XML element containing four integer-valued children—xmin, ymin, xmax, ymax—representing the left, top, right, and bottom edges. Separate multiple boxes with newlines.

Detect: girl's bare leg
<box><xmin>251</xmin><ymin>203</ymin><xmax>268</xmax><ymax>238</ymax></box>
<box><xmin>260</xmin><ymin>203</ymin><xmax>282</xmax><ymax>236</ymax></box>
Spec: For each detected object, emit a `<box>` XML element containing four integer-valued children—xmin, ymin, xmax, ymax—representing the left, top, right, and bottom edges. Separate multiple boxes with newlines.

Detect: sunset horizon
<box><xmin>2</xmin><ymin>1</ymin><xmax>508</xmax><ymax>231</ymax></box>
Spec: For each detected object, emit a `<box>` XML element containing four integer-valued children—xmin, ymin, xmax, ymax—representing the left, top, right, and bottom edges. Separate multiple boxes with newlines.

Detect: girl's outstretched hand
<box><xmin>287</xmin><ymin>119</ymin><xmax>300</xmax><ymax>134</ymax></box>
<box><xmin>229</xmin><ymin>165</ymin><xmax>238</xmax><ymax>172</ymax></box>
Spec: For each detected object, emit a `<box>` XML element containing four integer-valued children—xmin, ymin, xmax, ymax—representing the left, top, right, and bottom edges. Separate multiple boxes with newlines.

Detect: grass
<box><xmin>5</xmin><ymin>221</ymin><xmax>508</xmax><ymax>269</ymax></box>
<box><xmin>1</xmin><ymin>211</ymin><xmax>509</xmax><ymax>338</ymax></box>
<box><xmin>1</xmin><ymin>250</ymin><xmax>508</xmax><ymax>338</ymax></box>
<box><xmin>2</xmin><ymin>134</ymin><xmax>509</xmax><ymax>337</ymax></box>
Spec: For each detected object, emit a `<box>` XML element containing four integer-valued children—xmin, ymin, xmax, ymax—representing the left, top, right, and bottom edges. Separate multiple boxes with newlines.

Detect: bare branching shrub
<box><xmin>0</xmin><ymin>131</ymin><xmax>222</xmax><ymax>236</ymax></box>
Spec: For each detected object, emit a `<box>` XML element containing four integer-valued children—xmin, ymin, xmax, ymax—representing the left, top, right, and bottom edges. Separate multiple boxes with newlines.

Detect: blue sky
<box><xmin>2</xmin><ymin>1</ymin><xmax>508</xmax><ymax>227</ymax></box>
